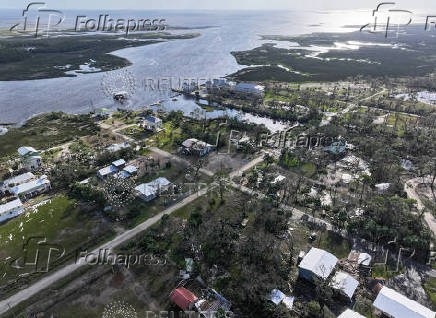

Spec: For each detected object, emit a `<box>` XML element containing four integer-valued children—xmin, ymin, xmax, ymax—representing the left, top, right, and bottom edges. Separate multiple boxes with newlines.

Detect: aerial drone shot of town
<box><xmin>1</xmin><ymin>0</ymin><xmax>436</xmax><ymax>317</ymax></box>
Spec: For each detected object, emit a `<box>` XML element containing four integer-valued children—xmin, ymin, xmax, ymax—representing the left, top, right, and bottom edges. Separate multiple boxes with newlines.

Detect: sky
<box><xmin>1</xmin><ymin>0</ymin><xmax>436</xmax><ymax>11</ymax></box>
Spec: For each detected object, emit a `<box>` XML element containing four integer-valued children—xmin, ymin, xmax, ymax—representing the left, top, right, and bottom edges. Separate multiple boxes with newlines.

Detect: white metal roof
<box><xmin>135</xmin><ymin>178</ymin><xmax>171</xmax><ymax>197</ymax></box>
<box><xmin>330</xmin><ymin>271</ymin><xmax>359</xmax><ymax>299</ymax></box>
<box><xmin>338</xmin><ymin>309</ymin><xmax>366</xmax><ymax>318</ymax></box>
<box><xmin>10</xmin><ymin>177</ymin><xmax>50</xmax><ymax>195</ymax></box>
<box><xmin>373</xmin><ymin>287</ymin><xmax>435</xmax><ymax>318</ymax></box>
<box><xmin>2</xmin><ymin>172</ymin><xmax>35</xmax><ymax>188</ymax></box>
<box><xmin>98</xmin><ymin>165</ymin><xmax>119</xmax><ymax>176</ymax></box>
<box><xmin>0</xmin><ymin>199</ymin><xmax>23</xmax><ymax>216</ymax></box>
<box><xmin>18</xmin><ymin>146</ymin><xmax>38</xmax><ymax>156</ymax></box>
<box><xmin>112</xmin><ymin>159</ymin><xmax>126</xmax><ymax>167</ymax></box>
<box><xmin>123</xmin><ymin>165</ymin><xmax>137</xmax><ymax>174</ymax></box>
<box><xmin>299</xmin><ymin>247</ymin><xmax>338</xmax><ymax>279</ymax></box>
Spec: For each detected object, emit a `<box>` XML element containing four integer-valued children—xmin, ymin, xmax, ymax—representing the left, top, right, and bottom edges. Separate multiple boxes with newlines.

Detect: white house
<box><xmin>97</xmin><ymin>165</ymin><xmax>119</xmax><ymax>179</ymax></box>
<box><xmin>18</xmin><ymin>146</ymin><xmax>43</xmax><ymax>171</ymax></box>
<box><xmin>10</xmin><ymin>176</ymin><xmax>51</xmax><ymax>200</ymax></box>
<box><xmin>337</xmin><ymin>309</ymin><xmax>366</xmax><ymax>318</ymax></box>
<box><xmin>330</xmin><ymin>271</ymin><xmax>359</xmax><ymax>299</ymax></box>
<box><xmin>298</xmin><ymin>247</ymin><xmax>338</xmax><ymax>281</ymax></box>
<box><xmin>0</xmin><ymin>198</ymin><xmax>24</xmax><ymax>223</ymax></box>
<box><xmin>143</xmin><ymin>116</ymin><xmax>163</xmax><ymax>131</ymax></box>
<box><xmin>234</xmin><ymin>83</ymin><xmax>265</xmax><ymax>95</ymax></box>
<box><xmin>1</xmin><ymin>172</ymin><xmax>35</xmax><ymax>194</ymax></box>
<box><xmin>135</xmin><ymin>177</ymin><xmax>171</xmax><ymax>202</ymax></box>
<box><xmin>182</xmin><ymin>138</ymin><xmax>213</xmax><ymax>157</ymax></box>
<box><xmin>373</xmin><ymin>286</ymin><xmax>436</xmax><ymax>318</ymax></box>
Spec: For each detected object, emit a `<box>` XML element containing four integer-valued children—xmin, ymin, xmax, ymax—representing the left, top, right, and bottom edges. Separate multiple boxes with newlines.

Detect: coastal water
<box><xmin>0</xmin><ymin>9</ymin><xmax>371</xmax><ymax>128</ymax></box>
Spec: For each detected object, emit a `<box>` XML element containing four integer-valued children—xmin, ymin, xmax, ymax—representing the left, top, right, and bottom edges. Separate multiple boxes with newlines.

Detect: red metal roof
<box><xmin>170</xmin><ymin>287</ymin><xmax>198</xmax><ymax>310</ymax></box>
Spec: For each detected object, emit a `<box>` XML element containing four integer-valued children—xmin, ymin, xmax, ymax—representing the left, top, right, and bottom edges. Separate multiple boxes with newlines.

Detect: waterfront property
<box><xmin>18</xmin><ymin>146</ymin><xmax>43</xmax><ymax>171</ymax></box>
<box><xmin>234</xmin><ymin>82</ymin><xmax>265</xmax><ymax>95</ymax></box>
<box><xmin>298</xmin><ymin>247</ymin><xmax>338</xmax><ymax>281</ymax></box>
<box><xmin>135</xmin><ymin>177</ymin><xmax>171</xmax><ymax>202</ymax></box>
<box><xmin>0</xmin><ymin>198</ymin><xmax>24</xmax><ymax>223</ymax></box>
<box><xmin>10</xmin><ymin>175</ymin><xmax>51</xmax><ymax>200</ymax></box>
<box><xmin>142</xmin><ymin>116</ymin><xmax>163</xmax><ymax>131</ymax></box>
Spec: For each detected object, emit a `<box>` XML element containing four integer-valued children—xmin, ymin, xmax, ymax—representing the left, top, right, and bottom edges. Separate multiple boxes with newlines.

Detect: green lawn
<box><xmin>314</xmin><ymin>230</ymin><xmax>351</xmax><ymax>259</ymax></box>
<box><xmin>0</xmin><ymin>113</ymin><xmax>98</xmax><ymax>158</ymax></box>
<box><xmin>424</xmin><ymin>277</ymin><xmax>436</xmax><ymax>310</ymax></box>
<box><xmin>0</xmin><ymin>195</ymin><xmax>114</xmax><ymax>287</ymax></box>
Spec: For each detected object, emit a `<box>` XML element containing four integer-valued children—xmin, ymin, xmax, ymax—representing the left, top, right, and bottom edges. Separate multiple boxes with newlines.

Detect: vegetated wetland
<box><xmin>0</xmin><ymin>31</ymin><xmax>200</xmax><ymax>81</ymax></box>
<box><xmin>229</xmin><ymin>25</ymin><xmax>436</xmax><ymax>82</ymax></box>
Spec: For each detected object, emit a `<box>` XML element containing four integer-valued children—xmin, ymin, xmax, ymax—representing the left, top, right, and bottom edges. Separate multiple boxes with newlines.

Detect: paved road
<box><xmin>0</xmin><ymin>154</ymin><xmax>263</xmax><ymax>315</ymax></box>
<box><xmin>0</xmin><ymin>186</ymin><xmax>210</xmax><ymax>314</ymax></box>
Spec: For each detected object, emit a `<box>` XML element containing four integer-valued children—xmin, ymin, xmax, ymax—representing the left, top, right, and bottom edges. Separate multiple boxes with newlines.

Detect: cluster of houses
<box><xmin>205</xmin><ymin>79</ymin><xmax>265</xmax><ymax>96</ymax></box>
<box><xmin>181</xmin><ymin>78</ymin><xmax>265</xmax><ymax>96</ymax></box>
<box><xmin>288</xmin><ymin>247</ymin><xmax>436</xmax><ymax>318</ymax></box>
<box><xmin>96</xmin><ymin>157</ymin><xmax>173</xmax><ymax>203</ymax></box>
<box><xmin>0</xmin><ymin>146</ymin><xmax>51</xmax><ymax>223</ymax></box>
<box><xmin>97</xmin><ymin>159</ymin><xmax>138</xmax><ymax>180</ymax></box>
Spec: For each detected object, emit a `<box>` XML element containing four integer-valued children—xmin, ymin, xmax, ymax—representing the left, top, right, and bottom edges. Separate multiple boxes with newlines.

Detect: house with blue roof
<box><xmin>143</xmin><ymin>116</ymin><xmax>163</xmax><ymax>131</ymax></box>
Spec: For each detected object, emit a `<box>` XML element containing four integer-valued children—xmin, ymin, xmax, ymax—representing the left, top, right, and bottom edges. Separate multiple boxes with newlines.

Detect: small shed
<box><xmin>170</xmin><ymin>287</ymin><xmax>198</xmax><ymax>311</ymax></box>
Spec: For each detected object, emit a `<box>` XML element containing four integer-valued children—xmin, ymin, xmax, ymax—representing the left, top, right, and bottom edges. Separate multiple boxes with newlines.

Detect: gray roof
<box><xmin>10</xmin><ymin>177</ymin><xmax>50</xmax><ymax>195</ymax></box>
<box><xmin>2</xmin><ymin>172</ymin><xmax>35</xmax><ymax>188</ymax></box>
